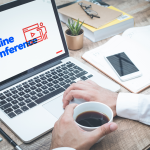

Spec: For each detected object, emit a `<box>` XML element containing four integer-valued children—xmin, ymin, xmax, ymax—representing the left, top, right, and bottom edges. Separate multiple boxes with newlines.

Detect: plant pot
<box><xmin>65</xmin><ymin>29</ymin><xmax>84</xmax><ymax>50</ymax></box>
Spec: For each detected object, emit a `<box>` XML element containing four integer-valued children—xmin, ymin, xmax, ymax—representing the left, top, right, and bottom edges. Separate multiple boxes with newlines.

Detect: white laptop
<box><xmin>0</xmin><ymin>0</ymin><xmax>120</xmax><ymax>143</ymax></box>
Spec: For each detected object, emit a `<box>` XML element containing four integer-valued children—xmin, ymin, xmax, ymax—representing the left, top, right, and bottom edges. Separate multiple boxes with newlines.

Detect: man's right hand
<box><xmin>62</xmin><ymin>80</ymin><xmax>118</xmax><ymax>117</ymax></box>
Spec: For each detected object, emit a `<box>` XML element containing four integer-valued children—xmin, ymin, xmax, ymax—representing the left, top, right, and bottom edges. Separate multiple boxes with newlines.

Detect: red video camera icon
<box><xmin>22</xmin><ymin>22</ymin><xmax>48</xmax><ymax>44</ymax></box>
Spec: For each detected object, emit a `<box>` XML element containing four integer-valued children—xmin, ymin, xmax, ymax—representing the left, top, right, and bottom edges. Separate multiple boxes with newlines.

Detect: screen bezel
<box><xmin>0</xmin><ymin>0</ymin><xmax>69</xmax><ymax>90</ymax></box>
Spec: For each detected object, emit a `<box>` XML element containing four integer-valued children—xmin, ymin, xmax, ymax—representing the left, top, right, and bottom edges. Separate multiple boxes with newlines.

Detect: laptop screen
<box><xmin>0</xmin><ymin>0</ymin><xmax>68</xmax><ymax>87</ymax></box>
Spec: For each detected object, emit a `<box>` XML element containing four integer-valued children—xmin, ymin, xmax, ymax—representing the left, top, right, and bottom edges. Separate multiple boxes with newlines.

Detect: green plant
<box><xmin>66</xmin><ymin>18</ymin><xmax>84</xmax><ymax>36</ymax></box>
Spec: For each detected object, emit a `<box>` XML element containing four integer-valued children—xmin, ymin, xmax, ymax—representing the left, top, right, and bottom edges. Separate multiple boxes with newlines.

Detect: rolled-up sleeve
<box><xmin>116</xmin><ymin>93</ymin><xmax>150</xmax><ymax>125</ymax></box>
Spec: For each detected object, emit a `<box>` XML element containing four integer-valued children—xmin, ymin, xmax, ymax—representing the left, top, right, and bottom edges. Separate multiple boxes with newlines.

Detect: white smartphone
<box><xmin>104</xmin><ymin>52</ymin><xmax>142</xmax><ymax>82</ymax></box>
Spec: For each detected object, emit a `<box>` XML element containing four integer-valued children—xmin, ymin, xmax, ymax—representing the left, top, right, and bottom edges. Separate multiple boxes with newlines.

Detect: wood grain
<box><xmin>0</xmin><ymin>0</ymin><xmax>150</xmax><ymax>150</ymax></box>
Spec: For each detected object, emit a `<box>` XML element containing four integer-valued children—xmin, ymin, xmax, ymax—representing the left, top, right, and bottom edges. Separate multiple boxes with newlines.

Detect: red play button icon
<box><xmin>31</xmin><ymin>32</ymin><xmax>35</xmax><ymax>38</ymax></box>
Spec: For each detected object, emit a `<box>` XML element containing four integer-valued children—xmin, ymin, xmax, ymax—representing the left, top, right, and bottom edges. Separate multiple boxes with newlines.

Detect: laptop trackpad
<box><xmin>43</xmin><ymin>96</ymin><xmax>86</xmax><ymax>119</ymax></box>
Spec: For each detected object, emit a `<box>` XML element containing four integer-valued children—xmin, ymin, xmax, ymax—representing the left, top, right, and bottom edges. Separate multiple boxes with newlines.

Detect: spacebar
<box><xmin>35</xmin><ymin>87</ymin><xmax>65</xmax><ymax>104</ymax></box>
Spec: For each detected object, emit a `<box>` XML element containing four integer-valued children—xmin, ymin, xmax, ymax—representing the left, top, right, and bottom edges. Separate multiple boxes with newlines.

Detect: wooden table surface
<box><xmin>0</xmin><ymin>0</ymin><xmax>150</xmax><ymax>150</ymax></box>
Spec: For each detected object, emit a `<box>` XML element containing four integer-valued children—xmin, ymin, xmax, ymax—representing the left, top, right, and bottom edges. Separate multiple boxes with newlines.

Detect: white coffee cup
<box><xmin>73</xmin><ymin>102</ymin><xmax>113</xmax><ymax>143</ymax></box>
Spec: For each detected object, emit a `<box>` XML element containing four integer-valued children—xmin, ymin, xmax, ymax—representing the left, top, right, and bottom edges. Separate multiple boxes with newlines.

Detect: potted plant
<box><xmin>65</xmin><ymin>18</ymin><xmax>84</xmax><ymax>50</ymax></box>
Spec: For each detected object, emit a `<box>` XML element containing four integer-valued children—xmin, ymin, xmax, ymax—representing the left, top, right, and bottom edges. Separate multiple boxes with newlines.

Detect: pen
<box><xmin>0</xmin><ymin>128</ymin><xmax>22</xmax><ymax>150</ymax></box>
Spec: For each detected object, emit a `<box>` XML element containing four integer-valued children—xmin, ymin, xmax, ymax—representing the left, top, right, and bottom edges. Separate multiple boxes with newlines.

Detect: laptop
<box><xmin>0</xmin><ymin>0</ymin><xmax>120</xmax><ymax>143</ymax></box>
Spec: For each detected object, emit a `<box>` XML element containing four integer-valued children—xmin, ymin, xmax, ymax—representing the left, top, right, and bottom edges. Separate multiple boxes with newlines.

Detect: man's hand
<box><xmin>50</xmin><ymin>104</ymin><xmax>118</xmax><ymax>150</ymax></box>
<box><xmin>62</xmin><ymin>80</ymin><xmax>118</xmax><ymax>117</ymax></box>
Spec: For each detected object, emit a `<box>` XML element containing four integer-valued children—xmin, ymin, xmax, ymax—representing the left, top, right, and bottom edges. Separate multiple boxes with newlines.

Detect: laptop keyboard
<box><xmin>0</xmin><ymin>61</ymin><xmax>93</xmax><ymax>118</ymax></box>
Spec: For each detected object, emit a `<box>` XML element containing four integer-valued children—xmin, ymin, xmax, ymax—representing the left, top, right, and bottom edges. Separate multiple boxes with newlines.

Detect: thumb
<box><xmin>90</xmin><ymin>122</ymin><xmax>118</xmax><ymax>142</ymax></box>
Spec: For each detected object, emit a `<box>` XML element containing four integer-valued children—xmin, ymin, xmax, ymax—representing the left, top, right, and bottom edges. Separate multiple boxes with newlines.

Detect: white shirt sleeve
<box><xmin>116</xmin><ymin>93</ymin><xmax>150</xmax><ymax>125</ymax></box>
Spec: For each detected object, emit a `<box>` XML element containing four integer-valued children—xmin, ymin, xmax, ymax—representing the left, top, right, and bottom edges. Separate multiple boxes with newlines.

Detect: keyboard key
<box><xmin>30</xmin><ymin>86</ymin><xmax>37</xmax><ymax>90</ymax></box>
<box><xmin>70</xmin><ymin>76</ymin><xmax>76</xmax><ymax>80</ymax></box>
<box><xmin>63</xmin><ymin>70</ymin><xmax>69</xmax><ymax>74</ymax></box>
<box><xmin>53</xmin><ymin>75</ymin><xmax>59</xmax><ymax>79</ymax></box>
<box><xmin>40</xmin><ymin>74</ymin><xmax>45</xmax><ymax>77</ymax></box>
<box><xmin>18</xmin><ymin>102</ymin><xmax>25</xmax><ymax>107</ymax></box>
<box><xmin>47</xmin><ymin>83</ymin><xmax>53</xmax><ymax>87</ymax></box>
<box><xmin>17</xmin><ymin>87</ymin><xmax>24</xmax><ymax>91</ymax></box>
<box><xmin>58</xmin><ymin>78</ymin><xmax>64</xmax><ymax>81</ymax></box>
<box><xmin>41</xmin><ymin>81</ymin><xmax>48</xmax><ymax>84</ymax></box>
<box><xmin>18</xmin><ymin>91</ymin><xmax>25</xmax><ymax>96</ymax></box>
<box><xmin>75</xmin><ymin>71</ymin><xmax>88</xmax><ymax>78</ymax></box>
<box><xmin>28</xmin><ymin>79</ymin><xmax>33</xmax><ymax>82</ymax></box>
<box><xmin>37</xmin><ymin>93</ymin><xmax>43</xmax><ymax>97</ymax></box>
<box><xmin>35</xmin><ymin>79</ymin><xmax>41</xmax><ymax>83</ymax></box>
<box><xmin>36</xmin><ymin>83</ymin><xmax>42</xmax><ymax>87</ymax></box>
<box><xmin>4</xmin><ymin>90</ymin><xmax>9</xmax><ymax>94</ymax></box>
<box><xmin>21</xmin><ymin>106</ymin><xmax>29</xmax><ymax>112</ymax></box>
<box><xmin>46</xmin><ymin>74</ymin><xmax>52</xmax><ymax>78</ymax></box>
<box><xmin>54</xmin><ymin>84</ymin><xmax>60</xmax><ymax>89</ymax></box>
<box><xmin>5</xmin><ymin>93</ymin><xmax>12</xmax><ymax>97</ymax></box>
<box><xmin>56</xmin><ymin>69</ymin><xmax>62</xmax><ymax>72</ymax></box>
<box><xmin>58</xmin><ymin>73</ymin><xmax>64</xmax><ymax>77</ymax></box>
<box><xmin>52</xmin><ymin>80</ymin><xmax>59</xmax><ymax>84</ymax></box>
<box><xmin>22</xmin><ymin>82</ymin><xmax>28</xmax><ymax>85</ymax></box>
<box><xmin>66</xmin><ymin>61</ymin><xmax>71</xmax><ymax>64</ymax></box>
<box><xmin>80</xmin><ymin>76</ymin><xmax>88</xmax><ymax>81</ymax></box>
<box><xmin>62</xmin><ymin>67</ymin><xmax>67</xmax><ymax>70</ymax></box>
<box><xmin>25</xmin><ymin>99</ymin><xmax>32</xmax><ymax>103</ymax></box>
<box><xmin>27</xmin><ymin>102</ymin><xmax>36</xmax><ymax>108</ymax></box>
<box><xmin>42</xmin><ymin>90</ymin><xmax>49</xmax><ymax>95</ymax></box>
<box><xmin>63</xmin><ymin>84</ymin><xmax>70</xmax><ymax>89</ymax></box>
<box><xmin>65</xmin><ymin>79</ymin><xmax>71</xmax><ymax>83</ymax></box>
<box><xmin>67</xmin><ymin>63</ymin><xmax>75</xmax><ymax>68</ymax></box>
<box><xmin>12</xmin><ymin>100</ymin><xmax>18</xmax><ymax>105</ymax></box>
<box><xmin>41</xmin><ymin>86</ymin><xmax>48</xmax><ymax>90</ymax></box>
<box><xmin>29</xmin><ymin>82</ymin><xmax>36</xmax><ymax>86</ymax></box>
<box><xmin>10</xmin><ymin>87</ymin><xmax>16</xmax><ymax>91</ymax></box>
<box><xmin>16</xmin><ymin>84</ymin><xmax>22</xmax><ymax>88</ymax></box>
<box><xmin>34</xmin><ymin>76</ymin><xmax>39</xmax><ymax>79</ymax></box>
<box><xmin>1</xmin><ymin>103</ymin><xmax>12</xmax><ymax>110</ymax></box>
<box><xmin>18</xmin><ymin>97</ymin><xmax>25</xmax><ymax>101</ymax></box>
<box><xmin>73</xmin><ymin>70</ymin><xmax>80</xmax><ymax>74</ymax></box>
<box><xmin>11</xmin><ymin>90</ymin><xmax>18</xmax><ymax>94</ymax></box>
<box><xmin>35</xmin><ymin>87</ymin><xmax>65</xmax><ymax>104</ymax></box>
<box><xmin>70</xmin><ymin>81</ymin><xmax>76</xmax><ymax>84</ymax></box>
<box><xmin>12</xmin><ymin>94</ymin><xmax>19</xmax><ymax>99</ymax></box>
<box><xmin>51</xmin><ymin>72</ymin><xmax>57</xmax><ymax>75</ymax></box>
<box><xmin>15</xmin><ymin>109</ymin><xmax>22</xmax><ymax>115</ymax></box>
<box><xmin>30</xmin><ymin>91</ymin><xmax>36</xmax><ymax>95</ymax></box>
<box><xmin>0</xmin><ymin>100</ymin><xmax>7</xmax><ymax>106</ymax></box>
<box><xmin>68</xmin><ymin>73</ymin><xmax>75</xmax><ymax>76</ymax></box>
<box><xmin>6</xmin><ymin>97</ymin><xmax>13</xmax><ymax>102</ymax></box>
<box><xmin>40</xmin><ymin>77</ymin><xmax>47</xmax><ymax>80</ymax></box>
<box><xmin>31</xmin><ymin>96</ymin><xmax>38</xmax><ymax>100</ymax></box>
<box><xmin>56</xmin><ymin>66</ymin><xmax>61</xmax><ymax>69</ymax></box>
<box><xmin>59</xmin><ymin>82</ymin><xmax>66</xmax><ymax>86</ymax></box>
<box><xmin>45</xmin><ymin>71</ymin><xmax>50</xmax><ymax>74</ymax></box>
<box><xmin>68</xmin><ymin>68</ymin><xmax>74</xmax><ymax>72</ymax></box>
<box><xmin>87</xmin><ymin>74</ymin><xmax>93</xmax><ymax>78</ymax></box>
<box><xmin>24</xmin><ymin>94</ymin><xmax>30</xmax><ymax>98</ymax></box>
<box><xmin>12</xmin><ymin>105</ymin><xmax>19</xmax><ymax>110</ymax></box>
<box><xmin>4</xmin><ymin>108</ymin><xmax>13</xmax><ymax>114</ymax></box>
<box><xmin>47</xmin><ymin>78</ymin><xmax>53</xmax><ymax>82</ymax></box>
<box><xmin>23</xmin><ymin>84</ymin><xmax>30</xmax><ymax>88</ymax></box>
<box><xmin>24</xmin><ymin>89</ymin><xmax>31</xmax><ymax>93</ymax></box>
<box><xmin>36</xmin><ymin>88</ymin><xmax>42</xmax><ymax>92</ymax></box>
<box><xmin>0</xmin><ymin>95</ymin><xmax>6</xmax><ymax>100</ymax></box>
<box><xmin>63</xmin><ymin>75</ymin><xmax>69</xmax><ymax>79</ymax></box>
<box><xmin>8</xmin><ymin>112</ymin><xmax>16</xmax><ymax>118</ymax></box>
<box><xmin>48</xmin><ymin>87</ymin><xmax>55</xmax><ymax>91</ymax></box>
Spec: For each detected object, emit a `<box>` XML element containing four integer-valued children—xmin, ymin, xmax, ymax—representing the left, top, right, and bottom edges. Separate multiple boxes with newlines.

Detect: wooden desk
<box><xmin>0</xmin><ymin>0</ymin><xmax>150</xmax><ymax>150</ymax></box>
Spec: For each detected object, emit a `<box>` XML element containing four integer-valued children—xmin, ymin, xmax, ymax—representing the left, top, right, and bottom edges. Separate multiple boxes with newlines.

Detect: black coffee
<box><xmin>76</xmin><ymin>111</ymin><xmax>109</xmax><ymax>127</ymax></box>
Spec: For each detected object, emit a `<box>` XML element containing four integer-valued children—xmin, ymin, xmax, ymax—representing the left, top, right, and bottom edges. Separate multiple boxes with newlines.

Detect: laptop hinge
<box><xmin>0</xmin><ymin>60</ymin><xmax>62</xmax><ymax>91</ymax></box>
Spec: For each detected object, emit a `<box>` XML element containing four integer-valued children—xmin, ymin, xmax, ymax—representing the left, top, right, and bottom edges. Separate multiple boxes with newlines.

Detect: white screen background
<box><xmin>0</xmin><ymin>0</ymin><xmax>65</xmax><ymax>82</ymax></box>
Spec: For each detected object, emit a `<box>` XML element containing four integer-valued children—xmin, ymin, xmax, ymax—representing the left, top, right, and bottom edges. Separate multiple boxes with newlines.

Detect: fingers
<box><xmin>63</xmin><ymin>81</ymin><xmax>91</xmax><ymax>99</ymax></box>
<box><xmin>63</xmin><ymin>90</ymin><xmax>91</xmax><ymax>108</ymax></box>
<box><xmin>90</xmin><ymin>122</ymin><xmax>118</xmax><ymax>142</ymax></box>
<box><xmin>63</xmin><ymin>103</ymin><xmax>78</xmax><ymax>118</ymax></box>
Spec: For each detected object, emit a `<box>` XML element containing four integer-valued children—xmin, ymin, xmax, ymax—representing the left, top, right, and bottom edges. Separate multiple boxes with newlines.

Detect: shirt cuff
<box><xmin>116</xmin><ymin>93</ymin><xmax>140</xmax><ymax>121</ymax></box>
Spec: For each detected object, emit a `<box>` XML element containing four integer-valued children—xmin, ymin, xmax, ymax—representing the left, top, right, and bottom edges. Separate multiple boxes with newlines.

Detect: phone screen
<box><xmin>106</xmin><ymin>52</ymin><xmax>139</xmax><ymax>77</ymax></box>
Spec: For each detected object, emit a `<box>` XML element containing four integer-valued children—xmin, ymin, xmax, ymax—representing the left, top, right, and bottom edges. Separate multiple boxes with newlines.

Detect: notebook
<box><xmin>82</xmin><ymin>25</ymin><xmax>150</xmax><ymax>93</ymax></box>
